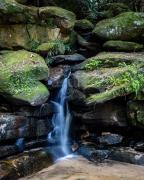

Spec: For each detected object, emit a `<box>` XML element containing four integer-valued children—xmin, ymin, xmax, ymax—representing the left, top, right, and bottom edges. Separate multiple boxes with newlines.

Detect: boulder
<box><xmin>0</xmin><ymin>113</ymin><xmax>51</xmax><ymax>140</ymax></box>
<box><xmin>73</xmin><ymin>52</ymin><xmax>144</xmax><ymax>71</ymax></box>
<box><xmin>98</xmin><ymin>133</ymin><xmax>123</xmax><ymax>145</ymax></box>
<box><xmin>0</xmin><ymin>0</ymin><xmax>76</xmax><ymax>29</ymax></box>
<box><xmin>103</xmin><ymin>40</ymin><xmax>144</xmax><ymax>52</ymax></box>
<box><xmin>0</xmin><ymin>1</ymin><xmax>76</xmax><ymax>50</ymax></box>
<box><xmin>0</xmin><ymin>24</ymin><xmax>68</xmax><ymax>51</ymax></box>
<box><xmin>93</xmin><ymin>12</ymin><xmax>144</xmax><ymax>41</ymax></box>
<box><xmin>0</xmin><ymin>50</ymin><xmax>49</xmax><ymax>106</ymax></box>
<box><xmin>51</xmin><ymin>53</ymin><xmax>86</xmax><ymax>65</ymax></box>
<box><xmin>75</xmin><ymin>19</ymin><xmax>94</xmax><ymax>32</ymax></box>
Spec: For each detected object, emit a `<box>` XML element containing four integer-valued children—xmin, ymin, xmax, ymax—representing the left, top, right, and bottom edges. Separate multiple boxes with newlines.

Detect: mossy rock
<box><xmin>0</xmin><ymin>24</ymin><xmax>70</xmax><ymax>51</ymax></box>
<box><xmin>72</xmin><ymin>63</ymin><xmax>144</xmax><ymax>105</ymax></box>
<box><xmin>76</xmin><ymin>52</ymin><xmax>144</xmax><ymax>71</ymax></box>
<box><xmin>39</xmin><ymin>6</ymin><xmax>76</xmax><ymax>30</ymax></box>
<box><xmin>93</xmin><ymin>12</ymin><xmax>144</xmax><ymax>41</ymax></box>
<box><xmin>75</xmin><ymin>19</ymin><xmax>94</xmax><ymax>32</ymax></box>
<box><xmin>103</xmin><ymin>40</ymin><xmax>144</xmax><ymax>52</ymax></box>
<box><xmin>0</xmin><ymin>50</ymin><xmax>49</xmax><ymax>106</ymax></box>
<box><xmin>0</xmin><ymin>0</ymin><xmax>76</xmax><ymax>30</ymax></box>
<box><xmin>35</xmin><ymin>40</ymin><xmax>66</xmax><ymax>56</ymax></box>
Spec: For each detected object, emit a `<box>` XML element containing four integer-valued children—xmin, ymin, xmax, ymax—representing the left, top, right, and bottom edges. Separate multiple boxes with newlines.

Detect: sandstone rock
<box><xmin>0</xmin><ymin>50</ymin><xmax>49</xmax><ymax>106</ymax></box>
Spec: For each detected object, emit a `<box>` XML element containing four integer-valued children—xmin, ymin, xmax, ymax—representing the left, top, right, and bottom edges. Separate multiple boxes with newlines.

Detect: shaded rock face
<box><xmin>71</xmin><ymin>101</ymin><xmax>127</xmax><ymax>129</ymax></box>
<box><xmin>93</xmin><ymin>12</ymin><xmax>144</xmax><ymax>41</ymax></box>
<box><xmin>0</xmin><ymin>50</ymin><xmax>49</xmax><ymax>106</ymax></box>
<box><xmin>0</xmin><ymin>103</ymin><xmax>52</xmax><ymax>141</ymax></box>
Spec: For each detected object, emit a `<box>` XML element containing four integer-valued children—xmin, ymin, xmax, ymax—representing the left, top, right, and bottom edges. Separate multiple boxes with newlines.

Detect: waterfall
<box><xmin>48</xmin><ymin>72</ymin><xmax>71</xmax><ymax>156</ymax></box>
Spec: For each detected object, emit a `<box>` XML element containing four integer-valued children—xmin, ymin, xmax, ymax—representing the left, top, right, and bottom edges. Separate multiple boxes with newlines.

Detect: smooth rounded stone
<box><xmin>75</xmin><ymin>19</ymin><xmax>94</xmax><ymax>32</ymax></box>
<box><xmin>98</xmin><ymin>133</ymin><xmax>123</xmax><ymax>145</ymax></box>
<box><xmin>93</xmin><ymin>12</ymin><xmax>144</xmax><ymax>41</ymax></box>
<box><xmin>0</xmin><ymin>50</ymin><xmax>49</xmax><ymax>106</ymax></box>
<box><xmin>103</xmin><ymin>40</ymin><xmax>144</xmax><ymax>52</ymax></box>
<box><xmin>78</xmin><ymin>145</ymin><xmax>111</xmax><ymax>161</ymax></box>
<box><xmin>0</xmin><ymin>113</ymin><xmax>51</xmax><ymax>141</ymax></box>
<box><xmin>110</xmin><ymin>147</ymin><xmax>144</xmax><ymax>165</ymax></box>
<box><xmin>0</xmin><ymin>148</ymin><xmax>53</xmax><ymax>179</ymax></box>
<box><xmin>0</xmin><ymin>25</ymin><xmax>63</xmax><ymax>51</ymax></box>
<box><xmin>0</xmin><ymin>2</ymin><xmax>76</xmax><ymax>51</ymax></box>
<box><xmin>51</xmin><ymin>54</ymin><xmax>86</xmax><ymax>65</ymax></box>
<box><xmin>22</xmin><ymin>156</ymin><xmax>144</xmax><ymax>180</ymax></box>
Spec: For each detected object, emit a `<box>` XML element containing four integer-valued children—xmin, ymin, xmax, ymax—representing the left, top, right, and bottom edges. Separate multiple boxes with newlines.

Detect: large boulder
<box><xmin>0</xmin><ymin>1</ymin><xmax>76</xmax><ymax>50</ymax></box>
<box><xmin>71</xmin><ymin>52</ymin><xmax>144</xmax><ymax>105</ymax></box>
<box><xmin>93</xmin><ymin>12</ymin><xmax>144</xmax><ymax>41</ymax></box>
<box><xmin>103</xmin><ymin>40</ymin><xmax>144</xmax><ymax>52</ymax></box>
<box><xmin>73</xmin><ymin>52</ymin><xmax>144</xmax><ymax>71</ymax></box>
<box><xmin>0</xmin><ymin>0</ymin><xmax>76</xmax><ymax>28</ymax></box>
<box><xmin>0</xmin><ymin>50</ymin><xmax>49</xmax><ymax>106</ymax></box>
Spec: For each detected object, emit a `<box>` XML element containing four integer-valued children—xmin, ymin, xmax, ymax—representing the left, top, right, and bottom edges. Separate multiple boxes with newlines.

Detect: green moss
<box><xmin>103</xmin><ymin>40</ymin><xmax>144</xmax><ymax>52</ymax></box>
<box><xmin>93</xmin><ymin>12</ymin><xmax>144</xmax><ymax>41</ymax></box>
<box><xmin>83</xmin><ymin>52</ymin><xmax>144</xmax><ymax>71</ymax></box>
<box><xmin>0</xmin><ymin>50</ymin><xmax>49</xmax><ymax>105</ymax></box>
<box><xmin>75</xmin><ymin>19</ymin><xmax>94</xmax><ymax>30</ymax></box>
<box><xmin>86</xmin><ymin>85</ymin><xmax>128</xmax><ymax>104</ymax></box>
<box><xmin>36</xmin><ymin>40</ymin><xmax>66</xmax><ymax>56</ymax></box>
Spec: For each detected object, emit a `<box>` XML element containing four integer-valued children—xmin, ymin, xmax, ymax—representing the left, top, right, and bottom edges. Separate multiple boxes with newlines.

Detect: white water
<box><xmin>48</xmin><ymin>73</ymin><xmax>71</xmax><ymax>156</ymax></box>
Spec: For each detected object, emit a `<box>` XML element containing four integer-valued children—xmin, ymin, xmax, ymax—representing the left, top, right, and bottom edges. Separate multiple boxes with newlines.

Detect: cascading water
<box><xmin>48</xmin><ymin>72</ymin><xmax>71</xmax><ymax>157</ymax></box>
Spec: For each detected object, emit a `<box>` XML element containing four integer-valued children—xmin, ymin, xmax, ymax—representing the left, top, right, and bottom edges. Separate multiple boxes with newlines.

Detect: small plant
<box><xmin>84</xmin><ymin>58</ymin><xmax>102</xmax><ymax>70</ymax></box>
<box><xmin>108</xmin><ymin>64</ymin><xmax>144</xmax><ymax>96</ymax></box>
<box><xmin>46</xmin><ymin>40</ymin><xmax>71</xmax><ymax>65</ymax></box>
